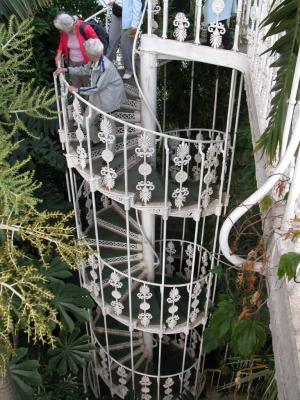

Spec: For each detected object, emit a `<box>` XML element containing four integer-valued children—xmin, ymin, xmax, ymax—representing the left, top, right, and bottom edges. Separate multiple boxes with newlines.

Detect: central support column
<box><xmin>139</xmin><ymin>46</ymin><xmax>158</xmax><ymax>361</ymax></box>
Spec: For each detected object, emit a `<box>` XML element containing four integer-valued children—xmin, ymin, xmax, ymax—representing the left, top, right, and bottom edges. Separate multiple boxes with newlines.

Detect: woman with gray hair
<box><xmin>54</xmin><ymin>13</ymin><xmax>98</xmax><ymax>87</ymax></box>
<box><xmin>54</xmin><ymin>38</ymin><xmax>126</xmax><ymax>143</ymax></box>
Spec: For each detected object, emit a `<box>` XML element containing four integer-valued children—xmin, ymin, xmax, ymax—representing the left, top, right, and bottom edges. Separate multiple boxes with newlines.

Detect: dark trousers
<box><xmin>172</xmin><ymin>0</ymin><xmax>191</xmax><ymax>13</ymax></box>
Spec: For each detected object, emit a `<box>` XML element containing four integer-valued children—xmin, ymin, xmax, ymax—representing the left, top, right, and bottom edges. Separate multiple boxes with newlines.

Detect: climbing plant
<box><xmin>203</xmin><ymin>264</ymin><xmax>269</xmax><ymax>359</ymax></box>
<box><xmin>256</xmin><ymin>0</ymin><xmax>300</xmax><ymax>161</ymax></box>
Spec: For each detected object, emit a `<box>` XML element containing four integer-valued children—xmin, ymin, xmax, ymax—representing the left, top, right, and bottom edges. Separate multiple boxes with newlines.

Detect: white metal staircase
<box><xmin>54</xmin><ymin>0</ymin><xmax>300</xmax><ymax>399</ymax></box>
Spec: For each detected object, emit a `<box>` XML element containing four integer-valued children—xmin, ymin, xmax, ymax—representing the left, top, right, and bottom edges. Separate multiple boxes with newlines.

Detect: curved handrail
<box><xmin>92</xmin><ymin>329</ymin><xmax>201</xmax><ymax>380</ymax></box>
<box><xmin>219</xmin><ymin>113</ymin><xmax>300</xmax><ymax>271</ymax></box>
<box><xmin>219</xmin><ymin>48</ymin><xmax>300</xmax><ymax>270</ymax></box>
<box><xmin>163</xmin><ymin>128</ymin><xmax>227</xmax><ymax>142</ymax></box>
<box><xmin>84</xmin><ymin>6</ymin><xmax>109</xmax><ymax>22</ymax></box>
<box><xmin>58</xmin><ymin>72</ymin><xmax>226</xmax><ymax>145</ymax></box>
<box><xmin>87</xmin><ymin>244</ymin><xmax>209</xmax><ymax>288</ymax></box>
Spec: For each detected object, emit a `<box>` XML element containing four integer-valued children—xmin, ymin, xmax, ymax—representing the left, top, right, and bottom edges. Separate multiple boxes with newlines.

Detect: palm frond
<box><xmin>255</xmin><ymin>0</ymin><xmax>300</xmax><ymax>161</ymax></box>
<box><xmin>0</xmin><ymin>0</ymin><xmax>52</xmax><ymax>20</ymax></box>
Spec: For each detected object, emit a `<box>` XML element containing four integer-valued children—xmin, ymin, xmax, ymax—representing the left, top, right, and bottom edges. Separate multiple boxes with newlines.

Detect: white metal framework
<box><xmin>54</xmin><ymin>1</ymin><xmax>300</xmax><ymax>399</ymax></box>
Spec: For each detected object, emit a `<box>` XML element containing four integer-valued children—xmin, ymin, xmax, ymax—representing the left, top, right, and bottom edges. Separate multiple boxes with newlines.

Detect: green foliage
<box><xmin>278</xmin><ymin>251</ymin><xmax>300</xmax><ymax>280</ymax></box>
<box><xmin>158</xmin><ymin>63</ymin><xmax>231</xmax><ymax>131</ymax></box>
<box><xmin>40</xmin><ymin>257</ymin><xmax>72</xmax><ymax>281</ymax></box>
<box><xmin>0</xmin><ymin>0</ymin><xmax>53</xmax><ymax>20</ymax></box>
<box><xmin>34</xmin><ymin>375</ymin><xmax>88</xmax><ymax>400</ymax></box>
<box><xmin>0</xmin><ymin>16</ymin><xmax>57</xmax><ymax>122</ymax></box>
<box><xmin>203</xmin><ymin>300</ymin><xmax>236</xmax><ymax>353</ymax></box>
<box><xmin>0</xmin><ymin>15</ymin><xmax>91</xmax><ymax>377</ymax></box>
<box><xmin>50</xmin><ymin>0</ymin><xmax>101</xmax><ymax>19</ymax></box>
<box><xmin>8</xmin><ymin>348</ymin><xmax>42</xmax><ymax>400</ymax></box>
<box><xmin>260</xmin><ymin>196</ymin><xmax>274</xmax><ymax>213</ymax></box>
<box><xmin>203</xmin><ymin>266</ymin><xmax>269</xmax><ymax>359</ymax></box>
<box><xmin>219</xmin><ymin>355</ymin><xmax>277</xmax><ymax>400</ymax></box>
<box><xmin>231</xmin><ymin>320</ymin><xmax>266</xmax><ymax>358</ymax></box>
<box><xmin>50</xmin><ymin>281</ymin><xmax>94</xmax><ymax>331</ymax></box>
<box><xmin>48</xmin><ymin>328</ymin><xmax>93</xmax><ymax>376</ymax></box>
<box><xmin>256</xmin><ymin>0</ymin><xmax>300</xmax><ymax>160</ymax></box>
<box><xmin>0</xmin><ymin>131</ymin><xmax>41</xmax><ymax>214</ymax></box>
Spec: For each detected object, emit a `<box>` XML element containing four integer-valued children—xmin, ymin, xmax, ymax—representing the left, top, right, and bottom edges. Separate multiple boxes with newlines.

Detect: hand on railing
<box><xmin>54</xmin><ymin>67</ymin><xmax>67</xmax><ymax>76</ymax></box>
<box><xmin>55</xmin><ymin>51</ymin><xmax>62</xmax><ymax>68</ymax></box>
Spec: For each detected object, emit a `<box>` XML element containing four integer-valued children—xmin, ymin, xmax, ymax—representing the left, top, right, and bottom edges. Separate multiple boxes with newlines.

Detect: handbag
<box><xmin>112</xmin><ymin>2</ymin><xmax>122</xmax><ymax>18</ymax></box>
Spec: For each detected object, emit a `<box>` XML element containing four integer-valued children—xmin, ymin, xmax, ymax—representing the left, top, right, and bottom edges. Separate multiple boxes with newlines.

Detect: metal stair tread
<box><xmin>91</xmin><ymin>247</ymin><xmax>136</xmax><ymax>260</ymax></box>
<box><xmin>96</xmin><ymin>206</ymin><xmax>142</xmax><ymax>240</ymax></box>
<box><xmin>112</xmin><ymin>110</ymin><xmax>141</xmax><ymax>124</ymax></box>
<box><xmin>101</xmin><ymin>263</ymin><xmax>145</xmax><ymax>286</ymax></box>
<box><xmin>109</xmin><ymin>148</ymin><xmax>138</xmax><ymax>170</ymax></box>
<box><xmin>101</xmin><ymin>165</ymin><xmax>222</xmax><ymax>216</ymax></box>
<box><xmin>124</xmin><ymin>83</ymin><xmax>140</xmax><ymax>99</ymax></box>
<box><xmin>94</xmin><ymin>314</ymin><xmax>142</xmax><ymax>340</ymax></box>
<box><xmin>70</xmin><ymin>147</ymin><xmax>139</xmax><ymax>184</ymax></box>
<box><xmin>111</xmin><ymin>347</ymin><xmax>144</xmax><ymax>370</ymax></box>
<box><xmin>120</xmin><ymin>98</ymin><xmax>141</xmax><ymax>111</ymax></box>
<box><xmin>116</xmin><ymin>125</ymin><xmax>141</xmax><ymax>137</ymax></box>
<box><xmin>106</xmin><ymin>339</ymin><xmax>142</xmax><ymax>352</ymax></box>
<box><xmin>85</xmin><ymin>262</ymin><xmax>144</xmax><ymax>289</ymax></box>
<box><xmin>108</xmin><ymin>345</ymin><xmax>144</xmax><ymax>365</ymax></box>
<box><xmin>102</xmin><ymin>274</ymin><xmax>200</xmax><ymax>329</ymax></box>
<box><xmin>112</xmin><ymin>201</ymin><xmax>142</xmax><ymax>233</ymax></box>
<box><xmin>112</xmin><ymin>165</ymin><xmax>166</xmax><ymax>204</ymax></box>
<box><xmin>64</xmin><ymin>134</ymin><xmax>139</xmax><ymax>156</ymax></box>
<box><xmin>93</xmin><ymin>313</ymin><xmax>195</xmax><ymax>376</ymax></box>
<box><xmin>85</xmin><ymin>224</ymin><xmax>142</xmax><ymax>251</ymax></box>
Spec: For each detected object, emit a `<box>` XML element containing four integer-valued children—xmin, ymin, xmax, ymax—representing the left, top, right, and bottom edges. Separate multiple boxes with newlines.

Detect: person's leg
<box><xmin>121</xmin><ymin>29</ymin><xmax>134</xmax><ymax>77</ymax></box>
<box><xmin>68</xmin><ymin>61</ymin><xmax>85</xmax><ymax>87</ymax></box>
<box><xmin>172</xmin><ymin>0</ymin><xmax>190</xmax><ymax>14</ymax></box>
<box><xmin>221</xmin><ymin>20</ymin><xmax>234</xmax><ymax>50</ymax></box>
<box><xmin>107</xmin><ymin>14</ymin><xmax>122</xmax><ymax>62</ymax></box>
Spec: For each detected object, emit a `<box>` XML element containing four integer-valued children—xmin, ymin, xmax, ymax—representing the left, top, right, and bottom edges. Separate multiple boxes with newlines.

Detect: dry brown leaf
<box><xmin>236</xmin><ymin>272</ymin><xmax>244</xmax><ymax>287</ymax></box>
<box><xmin>242</xmin><ymin>261</ymin><xmax>255</xmax><ymax>272</ymax></box>
<box><xmin>238</xmin><ymin>307</ymin><xmax>252</xmax><ymax>320</ymax></box>
<box><xmin>247</xmin><ymin>272</ymin><xmax>257</xmax><ymax>289</ymax></box>
<box><xmin>247</xmin><ymin>249</ymin><xmax>257</xmax><ymax>260</ymax></box>
<box><xmin>276</xmin><ymin>179</ymin><xmax>286</xmax><ymax>198</ymax></box>
<box><xmin>251</xmin><ymin>290</ymin><xmax>260</xmax><ymax>305</ymax></box>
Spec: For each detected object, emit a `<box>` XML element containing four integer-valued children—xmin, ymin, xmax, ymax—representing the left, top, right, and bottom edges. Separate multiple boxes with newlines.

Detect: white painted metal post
<box><xmin>140</xmin><ymin>49</ymin><xmax>158</xmax><ymax>360</ymax></box>
<box><xmin>162</xmin><ymin>0</ymin><xmax>169</xmax><ymax>39</ymax></box>
<box><xmin>194</xmin><ymin>0</ymin><xmax>203</xmax><ymax>45</ymax></box>
<box><xmin>140</xmin><ymin>49</ymin><xmax>157</xmax><ymax>283</ymax></box>
<box><xmin>233</xmin><ymin>0</ymin><xmax>243</xmax><ymax>51</ymax></box>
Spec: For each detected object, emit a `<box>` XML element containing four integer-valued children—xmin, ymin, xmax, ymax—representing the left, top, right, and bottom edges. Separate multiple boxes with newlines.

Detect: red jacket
<box><xmin>57</xmin><ymin>20</ymin><xmax>98</xmax><ymax>64</ymax></box>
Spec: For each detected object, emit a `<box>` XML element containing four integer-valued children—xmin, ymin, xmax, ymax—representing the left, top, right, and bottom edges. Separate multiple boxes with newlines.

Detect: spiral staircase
<box><xmin>54</xmin><ymin>0</ymin><xmax>300</xmax><ymax>399</ymax></box>
<box><xmin>58</xmin><ymin>74</ymin><xmax>217</xmax><ymax>397</ymax></box>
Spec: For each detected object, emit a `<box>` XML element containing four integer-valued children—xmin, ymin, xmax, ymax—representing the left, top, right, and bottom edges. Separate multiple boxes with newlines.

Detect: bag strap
<box><xmin>79</xmin><ymin>21</ymin><xmax>88</xmax><ymax>40</ymax></box>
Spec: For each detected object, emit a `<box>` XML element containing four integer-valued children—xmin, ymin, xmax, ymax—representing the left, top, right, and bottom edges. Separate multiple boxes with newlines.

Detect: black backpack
<box><xmin>79</xmin><ymin>20</ymin><xmax>109</xmax><ymax>54</ymax></box>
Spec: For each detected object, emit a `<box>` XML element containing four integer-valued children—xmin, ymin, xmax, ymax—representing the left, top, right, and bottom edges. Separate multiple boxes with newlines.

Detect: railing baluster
<box><xmin>233</xmin><ymin>0</ymin><xmax>244</xmax><ymax>51</ymax></box>
<box><xmin>162</xmin><ymin>0</ymin><xmax>169</xmax><ymax>39</ymax></box>
<box><xmin>194</xmin><ymin>0</ymin><xmax>203</xmax><ymax>45</ymax></box>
